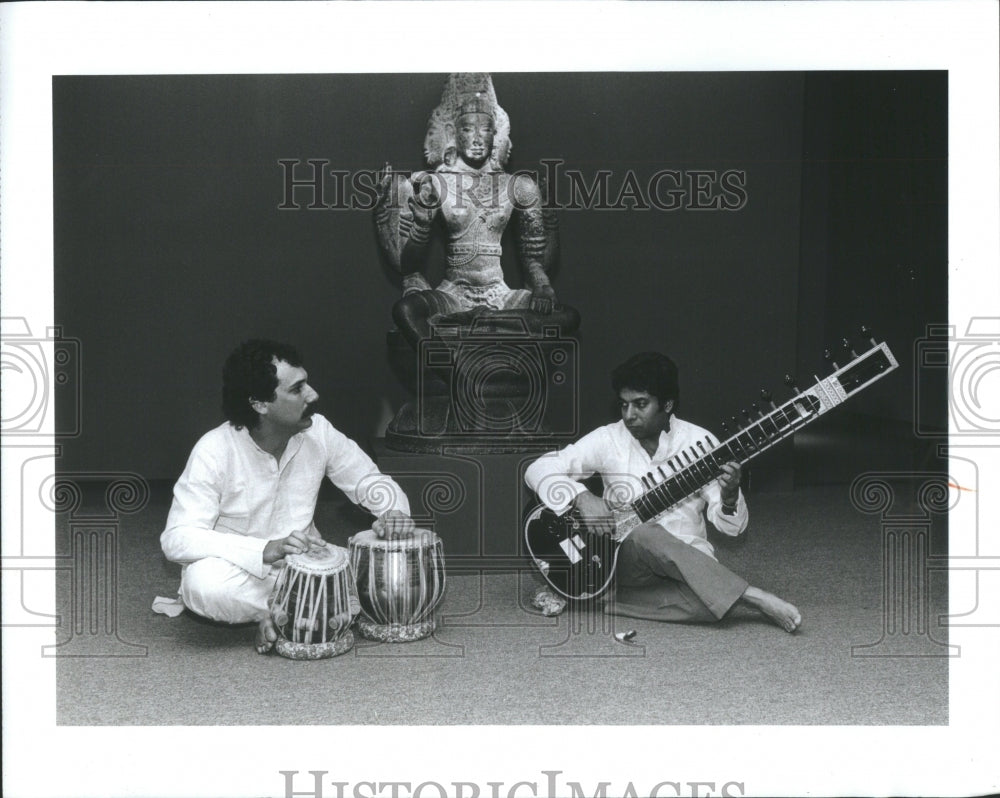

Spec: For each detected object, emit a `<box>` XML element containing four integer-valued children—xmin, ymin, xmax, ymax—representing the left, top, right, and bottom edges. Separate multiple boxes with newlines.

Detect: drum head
<box><xmin>284</xmin><ymin>542</ymin><xmax>349</xmax><ymax>574</ymax></box>
<box><xmin>350</xmin><ymin>528</ymin><xmax>437</xmax><ymax>550</ymax></box>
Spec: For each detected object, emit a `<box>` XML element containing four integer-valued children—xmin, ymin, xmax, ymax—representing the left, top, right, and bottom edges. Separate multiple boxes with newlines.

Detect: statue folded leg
<box><xmin>391</xmin><ymin>289</ymin><xmax>466</xmax><ymax>347</ymax></box>
<box><xmin>393</xmin><ymin>284</ymin><xmax>580</xmax><ymax>348</ymax></box>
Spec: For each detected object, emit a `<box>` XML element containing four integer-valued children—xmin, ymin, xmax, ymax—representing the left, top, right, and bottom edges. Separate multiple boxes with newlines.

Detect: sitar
<box><xmin>524</xmin><ymin>332</ymin><xmax>898</xmax><ymax>600</ymax></box>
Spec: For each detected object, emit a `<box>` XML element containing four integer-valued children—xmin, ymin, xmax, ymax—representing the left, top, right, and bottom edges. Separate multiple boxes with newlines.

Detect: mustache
<box><xmin>303</xmin><ymin>402</ymin><xmax>319</xmax><ymax>417</ymax></box>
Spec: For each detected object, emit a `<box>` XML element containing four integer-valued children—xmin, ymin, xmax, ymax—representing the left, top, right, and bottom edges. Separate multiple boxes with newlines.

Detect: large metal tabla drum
<box><xmin>348</xmin><ymin>529</ymin><xmax>446</xmax><ymax>642</ymax></box>
<box><xmin>267</xmin><ymin>543</ymin><xmax>359</xmax><ymax>660</ymax></box>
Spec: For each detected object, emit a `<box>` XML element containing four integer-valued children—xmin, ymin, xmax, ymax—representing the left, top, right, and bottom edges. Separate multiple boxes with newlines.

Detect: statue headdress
<box><xmin>423</xmin><ymin>73</ymin><xmax>512</xmax><ymax>170</ymax></box>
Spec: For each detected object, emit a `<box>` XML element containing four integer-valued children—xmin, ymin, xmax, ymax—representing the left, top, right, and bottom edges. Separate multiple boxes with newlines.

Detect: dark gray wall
<box><xmin>53</xmin><ymin>72</ymin><xmax>945</xmax><ymax>482</ymax></box>
<box><xmin>798</xmin><ymin>71</ymin><xmax>948</xmax><ymax>425</ymax></box>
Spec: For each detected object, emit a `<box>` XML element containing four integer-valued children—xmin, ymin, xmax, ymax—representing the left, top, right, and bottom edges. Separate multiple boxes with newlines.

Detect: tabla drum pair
<box><xmin>268</xmin><ymin>531</ymin><xmax>445</xmax><ymax>659</ymax></box>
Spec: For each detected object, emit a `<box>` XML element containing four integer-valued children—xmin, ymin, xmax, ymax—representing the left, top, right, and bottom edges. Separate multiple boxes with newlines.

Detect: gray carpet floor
<box><xmin>55</xmin><ymin>485</ymin><xmax>949</xmax><ymax>725</ymax></box>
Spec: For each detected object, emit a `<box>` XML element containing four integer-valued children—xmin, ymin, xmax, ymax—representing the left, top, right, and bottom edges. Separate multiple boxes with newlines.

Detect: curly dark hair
<box><xmin>611</xmin><ymin>351</ymin><xmax>680</xmax><ymax>412</ymax></box>
<box><xmin>222</xmin><ymin>339</ymin><xmax>304</xmax><ymax>429</ymax></box>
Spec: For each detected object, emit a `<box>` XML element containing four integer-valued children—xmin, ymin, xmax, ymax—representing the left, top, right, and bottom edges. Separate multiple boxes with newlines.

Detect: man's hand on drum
<box><xmin>373</xmin><ymin>509</ymin><xmax>415</xmax><ymax>540</ymax></box>
<box><xmin>263</xmin><ymin>528</ymin><xmax>324</xmax><ymax>564</ymax></box>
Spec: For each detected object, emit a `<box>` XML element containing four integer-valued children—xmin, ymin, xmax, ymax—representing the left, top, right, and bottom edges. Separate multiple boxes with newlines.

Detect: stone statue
<box><xmin>374</xmin><ymin>74</ymin><xmax>580</xmax><ymax>452</ymax></box>
<box><xmin>374</xmin><ymin>73</ymin><xmax>579</xmax><ymax>346</ymax></box>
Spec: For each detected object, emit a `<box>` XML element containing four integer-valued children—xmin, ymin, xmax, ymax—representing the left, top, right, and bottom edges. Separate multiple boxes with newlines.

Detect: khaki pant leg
<box><xmin>609</xmin><ymin>524</ymin><xmax>748</xmax><ymax>623</ymax></box>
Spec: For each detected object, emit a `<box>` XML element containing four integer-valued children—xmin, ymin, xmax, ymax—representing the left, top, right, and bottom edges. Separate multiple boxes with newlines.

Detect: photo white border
<box><xmin>2</xmin><ymin>2</ymin><xmax>998</xmax><ymax>797</ymax></box>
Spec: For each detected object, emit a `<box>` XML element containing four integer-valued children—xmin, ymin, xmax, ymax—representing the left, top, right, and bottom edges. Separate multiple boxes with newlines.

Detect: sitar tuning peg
<box><xmin>823</xmin><ymin>348</ymin><xmax>840</xmax><ymax>371</ymax></box>
<box><xmin>760</xmin><ymin>388</ymin><xmax>776</xmax><ymax>409</ymax></box>
<box><xmin>842</xmin><ymin>337</ymin><xmax>858</xmax><ymax>359</ymax></box>
<box><xmin>784</xmin><ymin>374</ymin><xmax>800</xmax><ymax>395</ymax></box>
<box><xmin>860</xmin><ymin>324</ymin><xmax>877</xmax><ymax>347</ymax></box>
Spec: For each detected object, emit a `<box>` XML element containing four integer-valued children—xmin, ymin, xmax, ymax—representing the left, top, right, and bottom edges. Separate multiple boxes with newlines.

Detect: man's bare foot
<box><xmin>255</xmin><ymin>617</ymin><xmax>278</xmax><ymax>654</ymax></box>
<box><xmin>741</xmin><ymin>586</ymin><xmax>801</xmax><ymax>632</ymax></box>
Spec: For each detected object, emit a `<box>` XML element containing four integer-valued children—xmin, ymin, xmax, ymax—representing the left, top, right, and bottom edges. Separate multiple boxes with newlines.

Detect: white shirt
<box><xmin>524</xmin><ymin>417</ymin><xmax>748</xmax><ymax>558</ymax></box>
<box><xmin>161</xmin><ymin>414</ymin><xmax>410</xmax><ymax>579</ymax></box>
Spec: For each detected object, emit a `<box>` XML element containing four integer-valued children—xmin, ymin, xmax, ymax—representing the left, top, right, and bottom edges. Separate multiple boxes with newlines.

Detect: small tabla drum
<box><xmin>268</xmin><ymin>543</ymin><xmax>359</xmax><ymax>660</ymax></box>
<box><xmin>348</xmin><ymin>528</ymin><xmax>446</xmax><ymax>642</ymax></box>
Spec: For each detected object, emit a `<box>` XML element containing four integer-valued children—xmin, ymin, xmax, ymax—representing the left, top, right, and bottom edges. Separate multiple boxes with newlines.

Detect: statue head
<box><xmin>424</xmin><ymin>73</ymin><xmax>511</xmax><ymax>171</ymax></box>
<box><xmin>455</xmin><ymin>108</ymin><xmax>496</xmax><ymax>169</ymax></box>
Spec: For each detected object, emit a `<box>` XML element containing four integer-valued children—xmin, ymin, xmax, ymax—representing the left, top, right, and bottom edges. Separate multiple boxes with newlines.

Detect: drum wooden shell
<box><xmin>268</xmin><ymin>543</ymin><xmax>359</xmax><ymax>659</ymax></box>
<box><xmin>348</xmin><ymin>529</ymin><xmax>445</xmax><ymax>642</ymax></box>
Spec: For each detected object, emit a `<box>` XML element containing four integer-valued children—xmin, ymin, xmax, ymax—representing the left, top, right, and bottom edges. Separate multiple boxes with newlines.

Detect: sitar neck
<box><xmin>630</xmin><ymin>341</ymin><xmax>898</xmax><ymax>524</ymax></box>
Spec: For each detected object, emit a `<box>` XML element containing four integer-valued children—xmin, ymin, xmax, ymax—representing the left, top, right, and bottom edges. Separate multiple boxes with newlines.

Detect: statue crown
<box><xmin>458</xmin><ymin>92</ymin><xmax>495</xmax><ymax>120</ymax></box>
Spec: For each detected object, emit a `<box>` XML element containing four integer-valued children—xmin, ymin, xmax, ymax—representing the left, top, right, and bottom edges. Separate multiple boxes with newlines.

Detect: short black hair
<box><xmin>611</xmin><ymin>352</ymin><xmax>680</xmax><ymax>411</ymax></box>
<box><xmin>222</xmin><ymin>339</ymin><xmax>303</xmax><ymax>429</ymax></box>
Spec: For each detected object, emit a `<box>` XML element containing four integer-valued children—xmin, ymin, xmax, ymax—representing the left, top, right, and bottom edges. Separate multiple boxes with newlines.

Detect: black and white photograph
<box><xmin>2</xmin><ymin>3</ymin><xmax>998</xmax><ymax>798</ymax></box>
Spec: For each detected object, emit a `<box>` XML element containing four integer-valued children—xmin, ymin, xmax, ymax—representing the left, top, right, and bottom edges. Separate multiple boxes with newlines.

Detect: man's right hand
<box><xmin>263</xmin><ymin>529</ymin><xmax>319</xmax><ymax>565</ymax></box>
<box><xmin>572</xmin><ymin>491</ymin><xmax>615</xmax><ymax>536</ymax></box>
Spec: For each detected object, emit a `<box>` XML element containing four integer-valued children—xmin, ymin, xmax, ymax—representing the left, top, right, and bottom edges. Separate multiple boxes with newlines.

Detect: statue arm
<box><xmin>513</xmin><ymin>174</ymin><xmax>558</xmax><ymax>312</ymax></box>
<box><xmin>398</xmin><ymin>172</ymin><xmax>440</xmax><ymax>293</ymax></box>
<box><xmin>373</xmin><ymin>167</ymin><xmax>435</xmax><ymax>294</ymax></box>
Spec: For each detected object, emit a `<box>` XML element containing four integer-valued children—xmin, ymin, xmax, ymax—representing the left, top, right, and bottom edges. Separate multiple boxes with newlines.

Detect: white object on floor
<box><xmin>151</xmin><ymin>595</ymin><xmax>186</xmax><ymax>617</ymax></box>
<box><xmin>532</xmin><ymin>588</ymin><xmax>567</xmax><ymax>617</ymax></box>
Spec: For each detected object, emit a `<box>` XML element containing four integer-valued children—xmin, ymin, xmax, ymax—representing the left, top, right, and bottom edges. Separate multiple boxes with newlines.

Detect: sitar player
<box><xmin>524</xmin><ymin>351</ymin><xmax>801</xmax><ymax>631</ymax></box>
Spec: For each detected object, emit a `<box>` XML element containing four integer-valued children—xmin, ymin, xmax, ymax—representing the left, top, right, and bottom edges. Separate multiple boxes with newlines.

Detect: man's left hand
<box><xmin>373</xmin><ymin>510</ymin><xmax>415</xmax><ymax>540</ymax></box>
<box><xmin>718</xmin><ymin>461</ymin><xmax>742</xmax><ymax>506</ymax></box>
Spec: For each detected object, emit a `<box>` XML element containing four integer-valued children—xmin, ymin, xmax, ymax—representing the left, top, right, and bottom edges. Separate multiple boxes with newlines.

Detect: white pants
<box><xmin>179</xmin><ymin>557</ymin><xmax>279</xmax><ymax>624</ymax></box>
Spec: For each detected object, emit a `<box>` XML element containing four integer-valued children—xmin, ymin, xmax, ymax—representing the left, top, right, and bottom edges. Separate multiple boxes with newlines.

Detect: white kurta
<box><xmin>524</xmin><ymin>417</ymin><xmax>747</xmax><ymax>559</ymax></box>
<box><xmin>158</xmin><ymin>414</ymin><xmax>409</xmax><ymax>622</ymax></box>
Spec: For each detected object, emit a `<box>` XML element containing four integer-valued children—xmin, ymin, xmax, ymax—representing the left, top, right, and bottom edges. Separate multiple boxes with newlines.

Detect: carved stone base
<box><xmin>384</xmin><ymin>320</ymin><xmax>580</xmax><ymax>454</ymax></box>
<box><xmin>274</xmin><ymin>630</ymin><xmax>355</xmax><ymax>660</ymax></box>
<box><xmin>386</xmin><ymin>397</ymin><xmax>575</xmax><ymax>454</ymax></box>
<box><xmin>356</xmin><ymin>618</ymin><xmax>437</xmax><ymax>642</ymax></box>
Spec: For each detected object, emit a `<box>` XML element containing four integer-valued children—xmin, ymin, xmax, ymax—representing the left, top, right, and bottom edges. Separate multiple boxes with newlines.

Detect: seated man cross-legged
<box><xmin>524</xmin><ymin>351</ymin><xmax>801</xmax><ymax>632</ymax></box>
<box><xmin>158</xmin><ymin>339</ymin><xmax>414</xmax><ymax>653</ymax></box>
